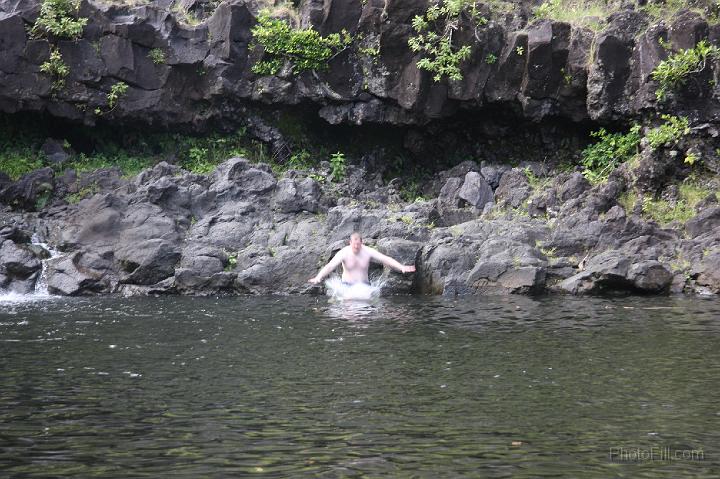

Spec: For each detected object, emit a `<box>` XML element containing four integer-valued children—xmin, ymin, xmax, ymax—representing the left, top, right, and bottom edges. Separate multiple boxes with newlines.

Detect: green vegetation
<box><xmin>0</xmin><ymin>119</ymin><xmax>267</xmax><ymax>185</ymax></box>
<box><xmin>617</xmin><ymin>190</ymin><xmax>637</xmax><ymax>214</ymax></box>
<box><xmin>641</xmin><ymin>196</ymin><xmax>694</xmax><ymax>225</ymax></box>
<box><xmin>66</xmin><ymin>182</ymin><xmax>100</xmax><ymax>204</ymax></box>
<box><xmin>581</xmin><ymin>115</ymin><xmax>693</xmax><ymax>184</ymax></box>
<box><xmin>408</xmin><ymin>0</ymin><xmax>486</xmax><ymax>82</ymax></box>
<box><xmin>0</xmin><ymin>150</ymin><xmax>44</xmax><ymax>181</ymax></box>
<box><xmin>94</xmin><ymin>81</ymin><xmax>129</xmax><ymax>115</ymax></box>
<box><xmin>107</xmin><ymin>82</ymin><xmax>128</xmax><ymax>110</ymax></box>
<box><xmin>287</xmin><ymin>149</ymin><xmax>314</xmax><ymax>170</ymax></box>
<box><xmin>178</xmin><ymin>131</ymin><xmax>251</xmax><ymax>174</ymax></box>
<box><xmin>32</xmin><ymin>0</ymin><xmax>88</xmax><ymax>93</ymax></box>
<box><xmin>66</xmin><ymin>152</ymin><xmax>153</xmax><ymax>177</ymax></box>
<box><xmin>31</xmin><ymin>0</ymin><xmax>88</xmax><ymax>39</ymax></box>
<box><xmin>516</xmin><ymin>46</ymin><xmax>524</xmax><ymax>56</ymax></box>
<box><xmin>225</xmin><ymin>251</ymin><xmax>238</xmax><ymax>271</ymax></box>
<box><xmin>581</xmin><ymin>124</ymin><xmax>641</xmax><ymax>184</ymax></box>
<box><xmin>524</xmin><ymin>167</ymin><xmax>551</xmax><ymax>192</ymax></box>
<box><xmin>619</xmin><ymin>182</ymin><xmax>715</xmax><ymax>225</ymax></box>
<box><xmin>640</xmin><ymin>0</ymin><xmax>705</xmax><ymax>22</ymax></box>
<box><xmin>645</xmin><ymin>114</ymin><xmax>690</xmax><ymax>149</ymax></box>
<box><xmin>684</xmin><ymin>152</ymin><xmax>699</xmax><ymax>165</ymax></box>
<box><xmin>561</xmin><ymin>67</ymin><xmax>572</xmax><ymax>85</ymax></box>
<box><xmin>400</xmin><ymin>179</ymin><xmax>426</xmax><ymax>203</ymax></box>
<box><xmin>533</xmin><ymin>0</ymin><xmax>610</xmax><ymax>31</ymax></box>
<box><xmin>172</xmin><ymin>3</ymin><xmax>201</xmax><ymax>26</ymax></box>
<box><xmin>329</xmin><ymin>151</ymin><xmax>346</xmax><ymax>182</ymax></box>
<box><xmin>250</xmin><ymin>11</ymin><xmax>352</xmax><ymax>76</ymax></box>
<box><xmin>485</xmin><ymin>53</ymin><xmax>497</xmax><ymax>64</ymax></box>
<box><xmin>148</xmin><ymin>48</ymin><xmax>166</xmax><ymax>64</ymax></box>
<box><xmin>652</xmin><ymin>40</ymin><xmax>720</xmax><ymax>101</ymax></box>
<box><xmin>40</xmin><ymin>47</ymin><xmax>70</xmax><ymax>92</ymax></box>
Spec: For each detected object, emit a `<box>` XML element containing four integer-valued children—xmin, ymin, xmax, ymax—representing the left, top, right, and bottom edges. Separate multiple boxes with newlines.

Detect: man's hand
<box><xmin>401</xmin><ymin>265</ymin><xmax>416</xmax><ymax>273</ymax></box>
<box><xmin>308</xmin><ymin>277</ymin><xmax>321</xmax><ymax>284</ymax></box>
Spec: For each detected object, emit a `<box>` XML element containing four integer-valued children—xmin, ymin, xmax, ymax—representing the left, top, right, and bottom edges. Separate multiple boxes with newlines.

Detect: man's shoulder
<box><xmin>361</xmin><ymin>244</ymin><xmax>380</xmax><ymax>255</ymax></box>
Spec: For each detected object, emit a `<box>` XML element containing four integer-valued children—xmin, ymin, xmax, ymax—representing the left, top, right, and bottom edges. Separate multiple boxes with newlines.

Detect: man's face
<box><xmin>350</xmin><ymin>236</ymin><xmax>362</xmax><ymax>254</ymax></box>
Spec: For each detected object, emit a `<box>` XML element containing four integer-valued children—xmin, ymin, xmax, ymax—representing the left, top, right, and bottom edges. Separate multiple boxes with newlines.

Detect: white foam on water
<box><xmin>0</xmin><ymin>235</ymin><xmax>62</xmax><ymax>303</ymax></box>
<box><xmin>31</xmin><ymin>233</ymin><xmax>62</xmax><ymax>297</ymax></box>
<box><xmin>324</xmin><ymin>275</ymin><xmax>385</xmax><ymax>302</ymax></box>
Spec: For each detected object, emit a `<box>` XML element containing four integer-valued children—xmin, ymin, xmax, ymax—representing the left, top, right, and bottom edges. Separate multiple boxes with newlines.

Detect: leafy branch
<box><xmin>250</xmin><ymin>12</ymin><xmax>352</xmax><ymax>76</ymax></box>
<box><xmin>652</xmin><ymin>39</ymin><xmax>720</xmax><ymax>101</ymax></box>
<box><xmin>30</xmin><ymin>0</ymin><xmax>87</xmax><ymax>40</ymax></box>
<box><xmin>408</xmin><ymin>0</ymin><xmax>487</xmax><ymax>82</ymax></box>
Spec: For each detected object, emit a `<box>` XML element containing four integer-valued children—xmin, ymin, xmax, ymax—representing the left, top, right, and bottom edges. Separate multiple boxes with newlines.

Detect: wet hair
<box><xmin>350</xmin><ymin>232</ymin><xmax>362</xmax><ymax>241</ymax></box>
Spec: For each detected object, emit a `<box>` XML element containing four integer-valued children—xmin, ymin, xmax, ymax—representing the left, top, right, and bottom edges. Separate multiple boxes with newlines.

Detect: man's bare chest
<box><xmin>343</xmin><ymin>252</ymin><xmax>370</xmax><ymax>269</ymax></box>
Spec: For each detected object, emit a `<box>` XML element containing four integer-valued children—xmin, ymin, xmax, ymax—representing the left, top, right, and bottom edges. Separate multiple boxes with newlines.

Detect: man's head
<box><xmin>349</xmin><ymin>232</ymin><xmax>363</xmax><ymax>254</ymax></box>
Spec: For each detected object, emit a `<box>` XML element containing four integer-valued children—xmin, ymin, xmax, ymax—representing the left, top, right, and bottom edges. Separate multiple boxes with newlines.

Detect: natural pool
<box><xmin>1</xmin><ymin>294</ymin><xmax>719</xmax><ymax>477</ymax></box>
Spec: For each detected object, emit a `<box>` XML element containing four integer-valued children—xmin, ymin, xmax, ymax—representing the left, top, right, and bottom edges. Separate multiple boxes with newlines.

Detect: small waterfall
<box><xmin>31</xmin><ymin>234</ymin><xmax>62</xmax><ymax>297</ymax></box>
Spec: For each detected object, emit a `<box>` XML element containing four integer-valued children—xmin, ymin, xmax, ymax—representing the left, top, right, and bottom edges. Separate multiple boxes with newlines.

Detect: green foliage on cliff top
<box><xmin>652</xmin><ymin>40</ymin><xmax>720</xmax><ymax>101</ymax></box>
<box><xmin>408</xmin><ymin>0</ymin><xmax>485</xmax><ymax>82</ymax></box>
<box><xmin>250</xmin><ymin>11</ymin><xmax>352</xmax><ymax>76</ymax></box>
<box><xmin>31</xmin><ymin>0</ymin><xmax>88</xmax><ymax>40</ymax></box>
<box><xmin>533</xmin><ymin>0</ymin><xmax>612</xmax><ymax>31</ymax></box>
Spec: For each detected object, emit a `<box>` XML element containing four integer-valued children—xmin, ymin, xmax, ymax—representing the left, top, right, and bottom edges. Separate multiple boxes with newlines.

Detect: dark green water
<box><xmin>1</xmin><ymin>294</ymin><xmax>719</xmax><ymax>478</ymax></box>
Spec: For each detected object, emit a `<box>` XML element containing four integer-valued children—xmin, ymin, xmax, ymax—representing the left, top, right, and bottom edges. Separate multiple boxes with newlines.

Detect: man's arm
<box><xmin>309</xmin><ymin>248</ymin><xmax>346</xmax><ymax>283</ymax></box>
<box><xmin>366</xmin><ymin>247</ymin><xmax>416</xmax><ymax>273</ymax></box>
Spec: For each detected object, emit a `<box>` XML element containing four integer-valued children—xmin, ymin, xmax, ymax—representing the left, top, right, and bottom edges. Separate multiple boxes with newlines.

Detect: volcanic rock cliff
<box><xmin>2</xmin><ymin>0</ymin><xmax>720</xmax><ymax>126</ymax></box>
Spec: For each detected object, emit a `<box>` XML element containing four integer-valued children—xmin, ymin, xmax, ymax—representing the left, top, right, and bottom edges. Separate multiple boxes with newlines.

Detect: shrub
<box><xmin>407</xmin><ymin>0</ymin><xmax>486</xmax><ymax>82</ymax></box>
<box><xmin>0</xmin><ymin>150</ymin><xmax>45</xmax><ymax>180</ymax></box>
<box><xmin>107</xmin><ymin>82</ymin><xmax>128</xmax><ymax>110</ymax></box>
<box><xmin>581</xmin><ymin>124</ymin><xmax>640</xmax><ymax>184</ymax></box>
<box><xmin>65</xmin><ymin>152</ymin><xmax>154</xmax><ymax>177</ymax></box>
<box><xmin>40</xmin><ymin>46</ymin><xmax>70</xmax><ymax>92</ymax></box>
<box><xmin>642</xmin><ymin>196</ymin><xmax>696</xmax><ymax>225</ymax></box>
<box><xmin>95</xmin><ymin>82</ymin><xmax>129</xmax><ymax>115</ymax></box>
<box><xmin>645</xmin><ymin>115</ymin><xmax>689</xmax><ymax>149</ymax></box>
<box><xmin>31</xmin><ymin>0</ymin><xmax>88</xmax><ymax>39</ymax></box>
<box><xmin>533</xmin><ymin>0</ymin><xmax>611</xmax><ymax>31</ymax></box>
<box><xmin>250</xmin><ymin>12</ymin><xmax>352</xmax><ymax>76</ymax></box>
<box><xmin>652</xmin><ymin>40</ymin><xmax>720</xmax><ymax>101</ymax></box>
<box><xmin>329</xmin><ymin>151</ymin><xmax>346</xmax><ymax>181</ymax></box>
<box><xmin>148</xmin><ymin>48</ymin><xmax>166</xmax><ymax>64</ymax></box>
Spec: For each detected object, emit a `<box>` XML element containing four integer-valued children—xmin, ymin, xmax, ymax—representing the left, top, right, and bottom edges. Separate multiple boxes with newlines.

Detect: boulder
<box><xmin>694</xmin><ymin>252</ymin><xmax>720</xmax><ymax>293</ymax></box>
<box><xmin>375</xmin><ymin>238</ymin><xmax>421</xmax><ymax>294</ymax></box>
<box><xmin>0</xmin><ymin>239</ymin><xmax>41</xmax><ymax>279</ymax></box>
<box><xmin>273</xmin><ymin>177</ymin><xmax>321</xmax><ymax>213</ymax></box>
<box><xmin>558</xmin><ymin>172</ymin><xmax>590</xmax><ymax>202</ymax></box>
<box><xmin>559</xmin><ymin>250</ymin><xmax>631</xmax><ymax>294</ymax></box>
<box><xmin>458</xmin><ymin>171</ymin><xmax>494</xmax><ymax>210</ymax></box>
<box><xmin>45</xmin><ymin>252</ymin><xmax>110</xmax><ymax>295</ymax></box>
<box><xmin>686</xmin><ymin>207</ymin><xmax>720</xmax><ymax>238</ymax></box>
<box><xmin>627</xmin><ymin>260</ymin><xmax>672</xmax><ymax>293</ymax></box>
<box><xmin>116</xmin><ymin>239</ymin><xmax>180</xmax><ymax>285</ymax></box>
<box><xmin>495</xmin><ymin>168</ymin><xmax>531</xmax><ymax>208</ymax></box>
<box><xmin>0</xmin><ymin>167</ymin><xmax>54</xmax><ymax>211</ymax></box>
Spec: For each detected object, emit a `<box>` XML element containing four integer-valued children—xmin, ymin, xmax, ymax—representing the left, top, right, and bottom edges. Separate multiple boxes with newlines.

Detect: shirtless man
<box><xmin>308</xmin><ymin>232</ymin><xmax>416</xmax><ymax>285</ymax></box>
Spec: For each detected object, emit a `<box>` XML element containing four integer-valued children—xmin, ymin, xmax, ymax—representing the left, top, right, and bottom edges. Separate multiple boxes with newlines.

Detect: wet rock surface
<box><xmin>0</xmin><ymin>156</ymin><xmax>717</xmax><ymax>297</ymax></box>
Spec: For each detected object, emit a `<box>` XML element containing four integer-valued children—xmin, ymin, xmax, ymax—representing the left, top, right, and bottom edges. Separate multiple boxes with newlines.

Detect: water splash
<box><xmin>0</xmin><ymin>235</ymin><xmax>62</xmax><ymax>302</ymax></box>
<box><xmin>324</xmin><ymin>275</ymin><xmax>385</xmax><ymax>302</ymax></box>
<box><xmin>30</xmin><ymin>234</ymin><xmax>62</xmax><ymax>297</ymax></box>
